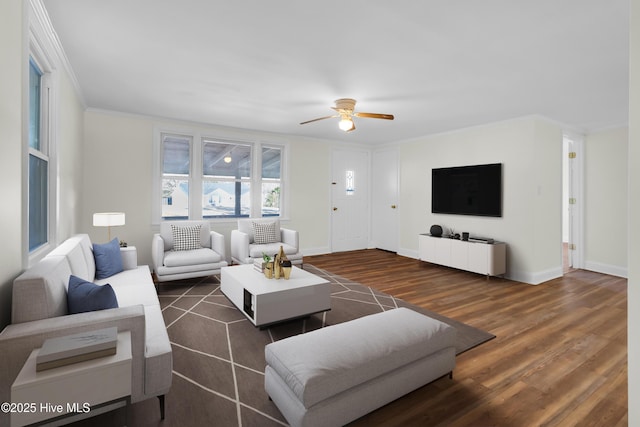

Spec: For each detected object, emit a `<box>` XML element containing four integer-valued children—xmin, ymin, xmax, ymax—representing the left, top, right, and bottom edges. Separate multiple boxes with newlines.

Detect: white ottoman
<box><xmin>265</xmin><ymin>307</ymin><xmax>456</xmax><ymax>427</ymax></box>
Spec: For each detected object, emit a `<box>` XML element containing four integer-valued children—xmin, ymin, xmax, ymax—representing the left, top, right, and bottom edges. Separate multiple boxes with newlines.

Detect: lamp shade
<box><xmin>93</xmin><ymin>212</ymin><xmax>126</xmax><ymax>227</ymax></box>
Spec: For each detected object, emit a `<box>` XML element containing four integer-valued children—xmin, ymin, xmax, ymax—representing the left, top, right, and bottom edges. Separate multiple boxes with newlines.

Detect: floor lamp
<box><xmin>93</xmin><ymin>212</ymin><xmax>126</xmax><ymax>242</ymax></box>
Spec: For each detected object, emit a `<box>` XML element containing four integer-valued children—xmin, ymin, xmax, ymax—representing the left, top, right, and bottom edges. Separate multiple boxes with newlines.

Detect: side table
<box><xmin>120</xmin><ymin>246</ymin><xmax>137</xmax><ymax>270</ymax></box>
<box><xmin>11</xmin><ymin>331</ymin><xmax>132</xmax><ymax>427</ymax></box>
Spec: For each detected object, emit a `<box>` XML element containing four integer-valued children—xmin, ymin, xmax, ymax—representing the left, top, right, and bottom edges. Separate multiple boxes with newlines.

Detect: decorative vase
<box><xmin>264</xmin><ymin>262</ymin><xmax>273</xmax><ymax>279</ymax></box>
<box><xmin>281</xmin><ymin>260</ymin><xmax>292</xmax><ymax>279</ymax></box>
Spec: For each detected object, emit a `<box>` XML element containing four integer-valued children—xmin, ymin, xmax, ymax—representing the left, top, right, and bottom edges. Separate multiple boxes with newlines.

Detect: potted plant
<box><xmin>262</xmin><ymin>253</ymin><xmax>274</xmax><ymax>279</ymax></box>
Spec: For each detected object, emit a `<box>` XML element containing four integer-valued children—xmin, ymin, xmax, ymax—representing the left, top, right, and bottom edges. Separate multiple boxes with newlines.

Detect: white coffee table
<box><xmin>221</xmin><ymin>265</ymin><xmax>331</xmax><ymax>327</ymax></box>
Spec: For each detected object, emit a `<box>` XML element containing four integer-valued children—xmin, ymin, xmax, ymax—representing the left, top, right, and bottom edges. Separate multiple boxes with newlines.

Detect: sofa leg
<box><xmin>449</xmin><ymin>371</ymin><xmax>453</xmax><ymax>380</ymax></box>
<box><xmin>158</xmin><ymin>395</ymin><xmax>165</xmax><ymax>420</ymax></box>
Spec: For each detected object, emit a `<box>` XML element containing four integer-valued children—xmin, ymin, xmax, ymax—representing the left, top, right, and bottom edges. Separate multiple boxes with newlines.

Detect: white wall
<box><xmin>0</xmin><ymin>1</ymin><xmax>25</xmax><ymax>328</ymax></box>
<box><xmin>81</xmin><ymin>110</ymin><xmax>336</xmax><ymax>267</ymax></box>
<box><xmin>398</xmin><ymin>116</ymin><xmax>563</xmax><ymax>284</ymax></box>
<box><xmin>0</xmin><ymin>1</ymin><xmax>85</xmax><ymax>329</ymax></box>
<box><xmin>584</xmin><ymin>127</ymin><xmax>628</xmax><ymax>277</ymax></box>
<box><xmin>628</xmin><ymin>0</ymin><xmax>639</xmax><ymax>423</ymax></box>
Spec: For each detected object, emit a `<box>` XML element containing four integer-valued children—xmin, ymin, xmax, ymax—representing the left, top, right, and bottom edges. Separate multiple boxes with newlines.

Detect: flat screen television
<box><xmin>431</xmin><ymin>163</ymin><xmax>502</xmax><ymax>217</ymax></box>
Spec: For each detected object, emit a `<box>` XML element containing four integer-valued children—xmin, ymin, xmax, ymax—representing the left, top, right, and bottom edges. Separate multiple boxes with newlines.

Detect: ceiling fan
<box><xmin>300</xmin><ymin>98</ymin><xmax>394</xmax><ymax>132</ymax></box>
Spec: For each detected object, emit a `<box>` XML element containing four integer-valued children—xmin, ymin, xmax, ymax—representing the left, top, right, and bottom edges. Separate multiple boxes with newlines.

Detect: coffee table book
<box><xmin>36</xmin><ymin>327</ymin><xmax>118</xmax><ymax>371</ymax></box>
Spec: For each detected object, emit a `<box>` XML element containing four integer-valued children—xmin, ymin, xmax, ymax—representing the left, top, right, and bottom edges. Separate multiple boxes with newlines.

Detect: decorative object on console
<box><xmin>430</xmin><ymin>224</ymin><xmax>443</xmax><ymax>237</ymax></box>
<box><xmin>93</xmin><ymin>212</ymin><xmax>125</xmax><ymax>242</ymax></box>
<box><xmin>462</xmin><ymin>232</ymin><xmax>469</xmax><ymax>241</ymax></box>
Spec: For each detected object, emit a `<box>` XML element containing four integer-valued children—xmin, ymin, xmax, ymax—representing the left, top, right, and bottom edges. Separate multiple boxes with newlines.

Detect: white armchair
<box><xmin>152</xmin><ymin>220</ymin><xmax>228</xmax><ymax>282</ymax></box>
<box><xmin>231</xmin><ymin>218</ymin><xmax>303</xmax><ymax>266</ymax></box>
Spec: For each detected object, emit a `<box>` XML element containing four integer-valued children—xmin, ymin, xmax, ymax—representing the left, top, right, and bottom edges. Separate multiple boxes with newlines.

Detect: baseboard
<box><xmin>507</xmin><ymin>266</ymin><xmax>563</xmax><ymax>285</ymax></box>
<box><xmin>397</xmin><ymin>248</ymin><xmax>419</xmax><ymax>260</ymax></box>
<box><xmin>583</xmin><ymin>261</ymin><xmax>628</xmax><ymax>278</ymax></box>
<box><xmin>301</xmin><ymin>246</ymin><xmax>331</xmax><ymax>257</ymax></box>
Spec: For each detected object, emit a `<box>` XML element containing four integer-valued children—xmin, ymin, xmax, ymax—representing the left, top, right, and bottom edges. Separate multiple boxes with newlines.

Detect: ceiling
<box><xmin>42</xmin><ymin>0</ymin><xmax>629</xmax><ymax>144</ymax></box>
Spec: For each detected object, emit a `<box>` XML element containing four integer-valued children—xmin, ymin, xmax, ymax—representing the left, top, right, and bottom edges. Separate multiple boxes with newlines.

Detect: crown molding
<box><xmin>29</xmin><ymin>0</ymin><xmax>86</xmax><ymax>108</ymax></box>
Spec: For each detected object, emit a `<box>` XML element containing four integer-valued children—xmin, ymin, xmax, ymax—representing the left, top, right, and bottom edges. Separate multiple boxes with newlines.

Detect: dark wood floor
<box><xmin>305</xmin><ymin>249</ymin><xmax>627</xmax><ymax>427</ymax></box>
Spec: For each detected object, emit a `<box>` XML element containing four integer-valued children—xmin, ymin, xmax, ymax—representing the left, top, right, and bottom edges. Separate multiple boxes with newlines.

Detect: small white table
<box><xmin>11</xmin><ymin>331</ymin><xmax>132</xmax><ymax>427</ymax></box>
<box><xmin>221</xmin><ymin>265</ymin><xmax>331</xmax><ymax>328</ymax></box>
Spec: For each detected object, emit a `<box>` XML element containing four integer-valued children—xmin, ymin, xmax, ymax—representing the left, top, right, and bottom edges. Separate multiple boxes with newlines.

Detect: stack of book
<box><xmin>253</xmin><ymin>259</ymin><xmax>266</xmax><ymax>273</ymax></box>
<box><xmin>36</xmin><ymin>327</ymin><xmax>118</xmax><ymax>371</ymax></box>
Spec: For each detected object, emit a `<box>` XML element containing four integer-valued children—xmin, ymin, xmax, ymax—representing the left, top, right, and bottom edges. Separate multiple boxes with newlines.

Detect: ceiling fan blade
<box><xmin>353</xmin><ymin>112</ymin><xmax>394</xmax><ymax>120</ymax></box>
<box><xmin>300</xmin><ymin>115</ymin><xmax>338</xmax><ymax>125</ymax></box>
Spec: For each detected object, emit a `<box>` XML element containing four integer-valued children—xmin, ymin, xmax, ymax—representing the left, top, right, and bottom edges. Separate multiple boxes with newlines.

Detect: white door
<box><xmin>331</xmin><ymin>149</ymin><xmax>369</xmax><ymax>252</ymax></box>
<box><xmin>371</xmin><ymin>148</ymin><xmax>399</xmax><ymax>252</ymax></box>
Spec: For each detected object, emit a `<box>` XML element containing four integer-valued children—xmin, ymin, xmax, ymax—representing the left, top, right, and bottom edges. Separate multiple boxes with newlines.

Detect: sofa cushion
<box><xmin>12</xmin><ymin>256</ymin><xmax>71</xmax><ymax>323</ymax></box>
<box><xmin>48</xmin><ymin>234</ymin><xmax>95</xmax><ymax>281</ymax></box>
<box><xmin>253</xmin><ymin>221</ymin><xmax>279</xmax><ymax>244</ymax></box>
<box><xmin>171</xmin><ymin>224</ymin><xmax>202</xmax><ymax>251</ymax></box>
<box><xmin>67</xmin><ymin>275</ymin><xmax>119</xmax><ymax>314</ymax></box>
<box><xmin>163</xmin><ymin>247</ymin><xmax>222</xmax><ymax>267</ymax></box>
<box><xmin>95</xmin><ymin>266</ymin><xmax>161</xmax><ymax>308</ymax></box>
<box><xmin>93</xmin><ymin>238</ymin><xmax>124</xmax><ymax>279</ymax></box>
<box><xmin>264</xmin><ymin>308</ymin><xmax>456</xmax><ymax>408</ymax></box>
<box><xmin>249</xmin><ymin>242</ymin><xmax>298</xmax><ymax>259</ymax></box>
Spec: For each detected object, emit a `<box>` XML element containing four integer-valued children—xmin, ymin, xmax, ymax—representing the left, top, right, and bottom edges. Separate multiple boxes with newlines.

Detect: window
<box><xmin>25</xmin><ymin>1</ymin><xmax>58</xmax><ymax>264</ymax></box>
<box><xmin>161</xmin><ymin>134</ymin><xmax>192</xmax><ymax>219</ymax></box>
<box><xmin>202</xmin><ymin>139</ymin><xmax>252</xmax><ymax>218</ymax></box>
<box><xmin>155</xmin><ymin>130</ymin><xmax>287</xmax><ymax>222</ymax></box>
<box><xmin>261</xmin><ymin>146</ymin><xmax>282</xmax><ymax>216</ymax></box>
<box><xmin>28</xmin><ymin>59</ymin><xmax>48</xmax><ymax>252</ymax></box>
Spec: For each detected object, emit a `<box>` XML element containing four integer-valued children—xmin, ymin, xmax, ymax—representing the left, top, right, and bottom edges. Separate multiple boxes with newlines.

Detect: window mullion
<box><xmin>251</xmin><ymin>142</ymin><xmax>262</xmax><ymax>217</ymax></box>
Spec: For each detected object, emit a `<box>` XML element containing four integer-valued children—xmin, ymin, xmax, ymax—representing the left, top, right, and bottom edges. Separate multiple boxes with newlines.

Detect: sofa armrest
<box><xmin>0</xmin><ymin>306</ymin><xmax>146</xmax><ymax>426</ymax></box>
<box><xmin>151</xmin><ymin>233</ymin><xmax>165</xmax><ymax>270</ymax></box>
<box><xmin>281</xmin><ymin>228</ymin><xmax>299</xmax><ymax>250</ymax></box>
<box><xmin>210</xmin><ymin>231</ymin><xmax>226</xmax><ymax>259</ymax></box>
<box><xmin>231</xmin><ymin>229</ymin><xmax>249</xmax><ymax>263</ymax></box>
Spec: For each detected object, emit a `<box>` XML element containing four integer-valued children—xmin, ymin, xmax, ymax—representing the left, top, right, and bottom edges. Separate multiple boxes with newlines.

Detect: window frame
<box><xmin>24</xmin><ymin>3</ymin><xmax>59</xmax><ymax>266</ymax></box>
<box><xmin>152</xmin><ymin>126</ymin><xmax>289</xmax><ymax>224</ymax></box>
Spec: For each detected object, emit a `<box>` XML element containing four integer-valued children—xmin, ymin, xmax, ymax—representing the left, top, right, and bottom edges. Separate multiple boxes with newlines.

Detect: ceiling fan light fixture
<box><xmin>338</xmin><ymin>117</ymin><xmax>354</xmax><ymax>131</ymax></box>
<box><xmin>224</xmin><ymin>155</ymin><xmax>232</xmax><ymax>163</ymax></box>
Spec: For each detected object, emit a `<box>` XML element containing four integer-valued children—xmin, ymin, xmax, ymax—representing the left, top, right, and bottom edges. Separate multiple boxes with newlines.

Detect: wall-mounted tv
<box><xmin>432</xmin><ymin>163</ymin><xmax>502</xmax><ymax>217</ymax></box>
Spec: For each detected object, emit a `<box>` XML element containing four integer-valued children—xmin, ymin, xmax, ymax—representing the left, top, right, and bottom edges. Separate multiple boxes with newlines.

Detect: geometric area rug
<box><xmin>77</xmin><ymin>264</ymin><xmax>495</xmax><ymax>427</ymax></box>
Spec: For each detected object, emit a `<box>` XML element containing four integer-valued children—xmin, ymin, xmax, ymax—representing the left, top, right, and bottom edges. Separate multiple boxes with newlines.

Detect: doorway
<box><xmin>371</xmin><ymin>148</ymin><xmax>399</xmax><ymax>252</ymax></box>
<box><xmin>563</xmin><ymin>132</ymin><xmax>584</xmax><ymax>272</ymax></box>
<box><xmin>331</xmin><ymin>148</ymin><xmax>370</xmax><ymax>252</ymax></box>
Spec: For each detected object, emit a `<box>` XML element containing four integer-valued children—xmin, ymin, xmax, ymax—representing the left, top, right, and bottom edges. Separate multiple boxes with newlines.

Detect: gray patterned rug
<box><xmin>76</xmin><ymin>265</ymin><xmax>494</xmax><ymax>427</ymax></box>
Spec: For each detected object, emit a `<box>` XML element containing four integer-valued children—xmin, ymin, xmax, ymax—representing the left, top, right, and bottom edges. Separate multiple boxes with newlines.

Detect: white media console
<box><xmin>418</xmin><ymin>234</ymin><xmax>506</xmax><ymax>277</ymax></box>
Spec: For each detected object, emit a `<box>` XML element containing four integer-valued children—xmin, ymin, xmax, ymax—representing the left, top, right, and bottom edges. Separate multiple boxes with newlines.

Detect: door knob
<box><xmin>333</xmin><ymin>207</ymin><xmax>338</xmax><ymax>211</ymax></box>
<box><xmin>391</xmin><ymin>205</ymin><xmax>397</xmax><ymax>209</ymax></box>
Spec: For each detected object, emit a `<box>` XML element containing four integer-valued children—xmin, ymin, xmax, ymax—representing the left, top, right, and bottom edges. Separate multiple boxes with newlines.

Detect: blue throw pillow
<box><xmin>67</xmin><ymin>275</ymin><xmax>119</xmax><ymax>314</ymax></box>
<box><xmin>93</xmin><ymin>237</ymin><xmax>123</xmax><ymax>279</ymax></box>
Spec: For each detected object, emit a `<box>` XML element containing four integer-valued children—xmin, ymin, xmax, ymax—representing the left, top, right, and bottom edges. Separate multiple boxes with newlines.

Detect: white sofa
<box><xmin>231</xmin><ymin>218</ymin><xmax>303</xmax><ymax>266</ymax></box>
<box><xmin>152</xmin><ymin>220</ymin><xmax>228</xmax><ymax>282</ymax></box>
<box><xmin>0</xmin><ymin>234</ymin><xmax>172</xmax><ymax>426</ymax></box>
